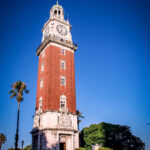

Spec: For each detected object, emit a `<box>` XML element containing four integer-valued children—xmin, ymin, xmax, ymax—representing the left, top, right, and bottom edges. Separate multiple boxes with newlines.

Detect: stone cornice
<box><xmin>35</xmin><ymin>109</ymin><xmax>77</xmax><ymax>117</ymax></box>
<box><xmin>36</xmin><ymin>35</ymin><xmax>77</xmax><ymax>56</ymax></box>
<box><xmin>31</xmin><ymin>127</ymin><xmax>78</xmax><ymax>134</ymax></box>
<box><xmin>42</xmin><ymin>18</ymin><xmax>71</xmax><ymax>32</ymax></box>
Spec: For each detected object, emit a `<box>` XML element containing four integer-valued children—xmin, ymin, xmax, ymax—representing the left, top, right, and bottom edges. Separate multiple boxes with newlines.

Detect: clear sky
<box><xmin>0</xmin><ymin>0</ymin><xmax>150</xmax><ymax>149</ymax></box>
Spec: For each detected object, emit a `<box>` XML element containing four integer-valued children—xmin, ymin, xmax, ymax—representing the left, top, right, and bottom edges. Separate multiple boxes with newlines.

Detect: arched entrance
<box><xmin>60</xmin><ymin>135</ymin><xmax>68</xmax><ymax>150</ymax></box>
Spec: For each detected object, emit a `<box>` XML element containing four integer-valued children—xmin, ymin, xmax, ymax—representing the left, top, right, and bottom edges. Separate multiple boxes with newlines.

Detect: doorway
<box><xmin>60</xmin><ymin>142</ymin><xmax>66</xmax><ymax>150</ymax></box>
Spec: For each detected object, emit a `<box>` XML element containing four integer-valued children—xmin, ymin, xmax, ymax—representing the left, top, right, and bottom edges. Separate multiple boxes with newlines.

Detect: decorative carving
<box><xmin>52</xmin><ymin>131</ymin><xmax>58</xmax><ymax>140</ymax></box>
<box><xmin>58</xmin><ymin>113</ymin><xmax>72</xmax><ymax>127</ymax></box>
<box><xmin>36</xmin><ymin>34</ymin><xmax>77</xmax><ymax>56</ymax></box>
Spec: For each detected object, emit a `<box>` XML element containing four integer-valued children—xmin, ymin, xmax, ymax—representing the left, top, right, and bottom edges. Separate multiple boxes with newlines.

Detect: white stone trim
<box><xmin>60</xmin><ymin>76</ymin><xmax>66</xmax><ymax>86</ymax></box>
<box><xmin>39</xmin><ymin>42</ymin><xmax>74</xmax><ymax>57</ymax></box>
<box><xmin>60</xmin><ymin>60</ymin><xmax>66</xmax><ymax>70</ymax></box>
<box><xmin>32</xmin><ymin>111</ymin><xmax>79</xmax><ymax>149</ymax></box>
<box><xmin>60</xmin><ymin>48</ymin><xmax>66</xmax><ymax>55</ymax></box>
<box><xmin>60</xmin><ymin>95</ymin><xmax>67</xmax><ymax>109</ymax></box>
<box><xmin>50</xmin><ymin>42</ymin><xmax>74</xmax><ymax>53</ymax></box>
<box><xmin>41</xmin><ymin>50</ymin><xmax>45</xmax><ymax>58</ymax></box>
<box><xmin>33</xmin><ymin>111</ymin><xmax>78</xmax><ymax>131</ymax></box>
<box><xmin>32</xmin><ymin>130</ymin><xmax>79</xmax><ymax>150</ymax></box>
<box><xmin>40</xmin><ymin>78</ymin><xmax>43</xmax><ymax>89</ymax></box>
<box><xmin>41</xmin><ymin>62</ymin><xmax>44</xmax><ymax>72</ymax></box>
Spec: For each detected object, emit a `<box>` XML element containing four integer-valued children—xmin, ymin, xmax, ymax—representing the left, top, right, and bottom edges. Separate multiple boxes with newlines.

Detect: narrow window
<box><xmin>39</xmin><ymin>117</ymin><xmax>41</xmax><ymax>127</ymax></box>
<box><xmin>61</xmin><ymin>49</ymin><xmax>65</xmax><ymax>55</ymax></box>
<box><xmin>40</xmin><ymin>78</ymin><xmax>43</xmax><ymax>89</ymax></box>
<box><xmin>59</xmin><ymin>10</ymin><xmax>61</xmax><ymax>15</ymax></box>
<box><xmin>60</xmin><ymin>60</ymin><xmax>66</xmax><ymax>70</ymax></box>
<box><xmin>41</xmin><ymin>63</ymin><xmax>44</xmax><ymax>72</ymax></box>
<box><xmin>41</xmin><ymin>50</ymin><xmax>45</xmax><ymax>58</ymax></box>
<box><xmin>60</xmin><ymin>76</ymin><xmax>66</xmax><ymax>86</ymax></box>
<box><xmin>40</xmin><ymin>134</ymin><xmax>43</xmax><ymax>150</ymax></box>
<box><xmin>39</xmin><ymin>97</ymin><xmax>43</xmax><ymax>112</ymax></box>
<box><xmin>60</xmin><ymin>95</ymin><xmax>66</xmax><ymax>109</ymax></box>
<box><xmin>57</xmin><ymin>116</ymin><xmax>59</xmax><ymax>124</ymax></box>
<box><xmin>32</xmin><ymin>135</ymin><xmax>38</xmax><ymax>150</ymax></box>
<box><xmin>54</xmin><ymin>10</ymin><xmax>57</xmax><ymax>15</ymax></box>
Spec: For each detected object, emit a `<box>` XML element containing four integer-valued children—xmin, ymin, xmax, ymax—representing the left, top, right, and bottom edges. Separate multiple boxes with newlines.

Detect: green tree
<box><xmin>80</xmin><ymin>122</ymin><xmax>145</xmax><ymax>150</ymax></box>
<box><xmin>75</xmin><ymin>148</ymin><xmax>86</xmax><ymax>150</ymax></box>
<box><xmin>0</xmin><ymin>133</ymin><xmax>6</xmax><ymax>150</ymax></box>
<box><xmin>80</xmin><ymin>123</ymin><xmax>105</xmax><ymax>150</ymax></box>
<box><xmin>8</xmin><ymin>148</ymin><xmax>21</xmax><ymax>150</ymax></box>
<box><xmin>76</xmin><ymin>110</ymin><xmax>84</xmax><ymax>130</ymax></box>
<box><xmin>23</xmin><ymin>145</ymin><xmax>31</xmax><ymax>150</ymax></box>
<box><xmin>98</xmin><ymin>147</ymin><xmax>112</xmax><ymax>150</ymax></box>
<box><xmin>8</xmin><ymin>147</ymin><xmax>22</xmax><ymax>150</ymax></box>
<box><xmin>9</xmin><ymin>81</ymin><xmax>29</xmax><ymax>150</ymax></box>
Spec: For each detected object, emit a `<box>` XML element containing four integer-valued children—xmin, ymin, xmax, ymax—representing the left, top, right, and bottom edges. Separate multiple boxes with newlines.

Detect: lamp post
<box><xmin>21</xmin><ymin>140</ymin><xmax>24</xmax><ymax>150</ymax></box>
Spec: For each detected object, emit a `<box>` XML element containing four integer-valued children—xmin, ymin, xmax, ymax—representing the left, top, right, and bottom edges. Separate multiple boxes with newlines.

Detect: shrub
<box><xmin>80</xmin><ymin>122</ymin><xmax>145</xmax><ymax>150</ymax></box>
<box><xmin>76</xmin><ymin>148</ymin><xmax>86</xmax><ymax>150</ymax></box>
<box><xmin>98</xmin><ymin>147</ymin><xmax>112</xmax><ymax>150</ymax></box>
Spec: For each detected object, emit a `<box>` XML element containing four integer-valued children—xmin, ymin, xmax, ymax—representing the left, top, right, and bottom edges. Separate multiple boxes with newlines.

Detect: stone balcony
<box><xmin>36</xmin><ymin>34</ymin><xmax>77</xmax><ymax>55</ymax></box>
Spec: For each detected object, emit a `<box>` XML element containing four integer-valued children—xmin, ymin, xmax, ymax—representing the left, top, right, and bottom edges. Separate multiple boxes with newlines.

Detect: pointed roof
<box><xmin>51</xmin><ymin>0</ymin><xmax>63</xmax><ymax>10</ymax></box>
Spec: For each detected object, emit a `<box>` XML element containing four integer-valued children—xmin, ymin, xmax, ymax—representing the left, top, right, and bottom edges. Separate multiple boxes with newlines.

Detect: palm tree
<box><xmin>76</xmin><ymin>110</ymin><xmax>84</xmax><ymax>130</ymax></box>
<box><xmin>9</xmin><ymin>81</ymin><xmax>29</xmax><ymax>150</ymax></box>
<box><xmin>0</xmin><ymin>133</ymin><xmax>6</xmax><ymax>150</ymax></box>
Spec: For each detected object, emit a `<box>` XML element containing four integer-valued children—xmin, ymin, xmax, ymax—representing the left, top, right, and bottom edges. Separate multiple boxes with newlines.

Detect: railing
<box><xmin>36</xmin><ymin>34</ymin><xmax>77</xmax><ymax>54</ymax></box>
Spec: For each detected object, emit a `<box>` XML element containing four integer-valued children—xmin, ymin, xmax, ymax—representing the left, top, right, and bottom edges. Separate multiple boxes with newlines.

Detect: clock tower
<box><xmin>31</xmin><ymin>1</ymin><xmax>79</xmax><ymax>150</ymax></box>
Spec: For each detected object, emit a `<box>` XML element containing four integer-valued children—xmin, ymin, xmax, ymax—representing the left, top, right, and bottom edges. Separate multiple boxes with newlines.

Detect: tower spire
<box><xmin>57</xmin><ymin>0</ymin><xmax>59</xmax><ymax>5</ymax></box>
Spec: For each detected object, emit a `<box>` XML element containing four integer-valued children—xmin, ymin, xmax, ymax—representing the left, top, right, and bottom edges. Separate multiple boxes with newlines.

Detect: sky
<box><xmin>0</xmin><ymin>0</ymin><xmax>150</xmax><ymax>149</ymax></box>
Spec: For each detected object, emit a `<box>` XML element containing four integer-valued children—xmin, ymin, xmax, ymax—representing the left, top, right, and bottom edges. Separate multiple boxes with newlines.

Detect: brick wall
<box><xmin>36</xmin><ymin>45</ymin><xmax>76</xmax><ymax>114</ymax></box>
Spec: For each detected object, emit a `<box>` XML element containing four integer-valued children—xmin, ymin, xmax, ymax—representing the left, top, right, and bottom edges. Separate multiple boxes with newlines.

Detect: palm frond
<box><xmin>76</xmin><ymin>110</ymin><xmax>84</xmax><ymax>118</ymax></box>
<box><xmin>9</xmin><ymin>90</ymin><xmax>14</xmax><ymax>94</ymax></box>
<box><xmin>78</xmin><ymin>120</ymin><xmax>82</xmax><ymax>123</ymax></box>
<box><xmin>21</xmin><ymin>82</ymin><xmax>26</xmax><ymax>89</ymax></box>
<box><xmin>0</xmin><ymin>133</ymin><xmax>6</xmax><ymax>143</ymax></box>
<box><xmin>10</xmin><ymin>92</ymin><xmax>17</xmax><ymax>99</ymax></box>
<box><xmin>9</xmin><ymin>81</ymin><xmax>29</xmax><ymax>103</ymax></box>
<box><xmin>25</xmin><ymin>89</ymin><xmax>29</xmax><ymax>94</ymax></box>
<box><xmin>79</xmin><ymin>115</ymin><xmax>84</xmax><ymax>119</ymax></box>
<box><xmin>12</xmin><ymin>82</ymin><xmax>17</xmax><ymax>89</ymax></box>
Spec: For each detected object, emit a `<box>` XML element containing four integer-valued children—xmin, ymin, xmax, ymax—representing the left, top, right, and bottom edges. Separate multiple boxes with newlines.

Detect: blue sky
<box><xmin>0</xmin><ymin>0</ymin><xmax>150</xmax><ymax>149</ymax></box>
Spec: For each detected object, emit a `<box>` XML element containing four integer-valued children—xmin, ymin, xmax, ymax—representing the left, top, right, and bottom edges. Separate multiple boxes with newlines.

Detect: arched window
<box><xmin>60</xmin><ymin>60</ymin><xmax>66</xmax><ymax>70</ymax></box>
<box><xmin>60</xmin><ymin>95</ymin><xmax>66</xmax><ymax>109</ymax></box>
<box><xmin>41</xmin><ymin>62</ymin><xmax>44</xmax><ymax>72</ymax></box>
<box><xmin>58</xmin><ymin>10</ymin><xmax>61</xmax><ymax>15</ymax></box>
<box><xmin>40</xmin><ymin>78</ymin><xmax>43</xmax><ymax>89</ymax></box>
<box><xmin>54</xmin><ymin>10</ymin><xmax>57</xmax><ymax>15</ymax></box>
<box><xmin>60</xmin><ymin>76</ymin><xmax>66</xmax><ymax>86</ymax></box>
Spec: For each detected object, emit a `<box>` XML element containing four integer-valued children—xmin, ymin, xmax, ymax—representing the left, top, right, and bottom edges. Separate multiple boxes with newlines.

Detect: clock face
<box><xmin>56</xmin><ymin>25</ymin><xmax>68</xmax><ymax>36</ymax></box>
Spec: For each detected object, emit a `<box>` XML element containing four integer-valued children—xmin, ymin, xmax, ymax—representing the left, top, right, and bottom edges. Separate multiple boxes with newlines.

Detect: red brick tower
<box><xmin>31</xmin><ymin>2</ymin><xmax>79</xmax><ymax>150</ymax></box>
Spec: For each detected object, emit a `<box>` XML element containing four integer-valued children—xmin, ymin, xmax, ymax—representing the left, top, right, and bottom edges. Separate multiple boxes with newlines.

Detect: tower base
<box><xmin>31</xmin><ymin>111</ymin><xmax>79</xmax><ymax>150</ymax></box>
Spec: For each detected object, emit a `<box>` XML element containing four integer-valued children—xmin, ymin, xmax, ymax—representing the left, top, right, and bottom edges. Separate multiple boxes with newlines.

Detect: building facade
<box><xmin>31</xmin><ymin>2</ymin><xmax>79</xmax><ymax>150</ymax></box>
